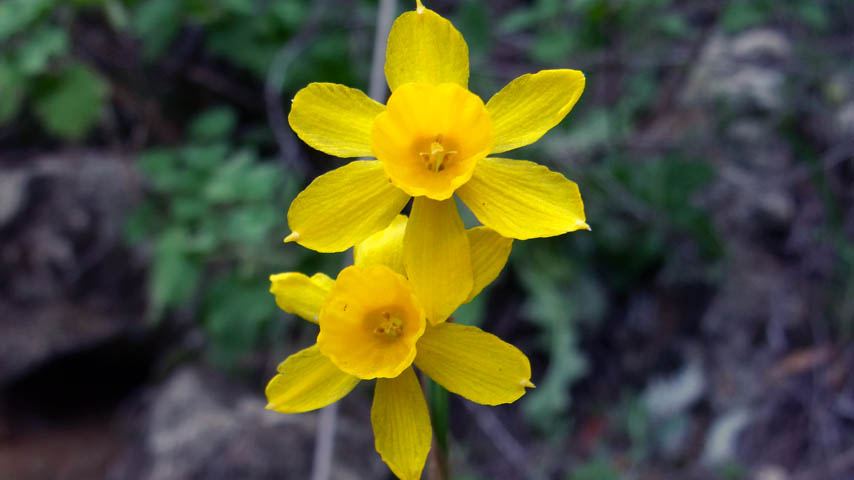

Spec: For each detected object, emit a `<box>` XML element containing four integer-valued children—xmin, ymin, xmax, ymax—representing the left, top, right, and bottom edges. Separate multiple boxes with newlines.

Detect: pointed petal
<box><xmin>457</xmin><ymin>157</ymin><xmax>588</xmax><ymax>240</ymax></box>
<box><xmin>354</xmin><ymin>214</ymin><xmax>408</xmax><ymax>275</ymax></box>
<box><xmin>266</xmin><ymin>345</ymin><xmax>360</xmax><ymax>413</ymax></box>
<box><xmin>384</xmin><ymin>7</ymin><xmax>468</xmax><ymax>91</ymax></box>
<box><xmin>466</xmin><ymin>227</ymin><xmax>513</xmax><ymax>302</ymax></box>
<box><xmin>371</xmin><ymin>367</ymin><xmax>432</xmax><ymax>480</ymax></box>
<box><xmin>415</xmin><ymin>323</ymin><xmax>533</xmax><ymax>406</ymax></box>
<box><xmin>486</xmin><ymin>70</ymin><xmax>585</xmax><ymax>154</ymax></box>
<box><xmin>288</xmin><ymin>83</ymin><xmax>385</xmax><ymax>158</ymax></box>
<box><xmin>403</xmin><ymin>197</ymin><xmax>472</xmax><ymax>324</ymax></box>
<box><xmin>287</xmin><ymin>161</ymin><xmax>411</xmax><ymax>252</ymax></box>
<box><xmin>269</xmin><ymin>272</ymin><xmax>335</xmax><ymax>323</ymax></box>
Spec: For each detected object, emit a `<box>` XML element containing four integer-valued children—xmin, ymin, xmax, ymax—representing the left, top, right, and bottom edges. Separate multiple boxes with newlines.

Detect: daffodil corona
<box><xmin>373</xmin><ymin>82</ymin><xmax>493</xmax><ymax>200</ymax></box>
<box><xmin>317</xmin><ymin>265</ymin><xmax>425</xmax><ymax>379</ymax></box>
<box><xmin>284</xmin><ymin>1</ymin><xmax>590</xmax><ymax>324</ymax></box>
<box><xmin>266</xmin><ymin>217</ymin><xmax>531</xmax><ymax>480</ymax></box>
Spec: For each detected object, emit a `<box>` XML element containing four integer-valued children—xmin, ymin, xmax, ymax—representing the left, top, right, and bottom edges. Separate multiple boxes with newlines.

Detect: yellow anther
<box><xmin>374</xmin><ymin>311</ymin><xmax>403</xmax><ymax>337</ymax></box>
<box><xmin>419</xmin><ymin>137</ymin><xmax>457</xmax><ymax>172</ymax></box>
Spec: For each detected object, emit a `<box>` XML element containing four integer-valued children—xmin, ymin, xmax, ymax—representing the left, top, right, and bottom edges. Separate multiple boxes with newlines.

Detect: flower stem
<box><xmin>426</xmin><ymin>376</ymin><xmax>450</xmax><ymax>480</ymax></box>
<box><xmin>369</xmin><ymin>0</ymin><xmax>397</xmax><ymax>102</ymax></box>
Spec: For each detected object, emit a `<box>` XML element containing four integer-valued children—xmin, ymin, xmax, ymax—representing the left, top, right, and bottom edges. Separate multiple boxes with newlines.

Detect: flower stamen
<box><xmin>374</xmin><ymin>311</ymin><xmax>403</xmax><ymax>337</ymax></box>
<box><xmin>419</xmin><ymin>135</ymin><xmax>457</xmax><ymax>172</ymax></box>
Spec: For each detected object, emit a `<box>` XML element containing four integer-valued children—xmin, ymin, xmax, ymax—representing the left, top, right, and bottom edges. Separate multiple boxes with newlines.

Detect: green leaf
<box><xmin>0</xmin><ymin>0</ymin><xmax>56</xmax><ymax>42</ymax></box>
<box><xmin>133</xmin><ymin>0</ymin><xmax>184</xmax><ymax>59</ymax></box>
<box><xmin>70</xmin><ymin>0</ymin><xmax>108</xmax><ymax>6</ymax></box>
<box><xmin>138</xmin><ymin>149</ymin><xmax>179</xmax><ymax>190</ymax></box>
<box><xmin>202</xmin><ymin>274</ymin><xmax>278</xmax><ymax>366</ymax></box>
<box><xmin>189</xmin><ymin>106</ymin><xmax>237</xmax><ymax>142</ymax></box>
<box><xmin>567</xmin><ymin>459</ymin><xmax>621</xmax><ymax>480</ymax></box>
<box><xmin>182</xmin><ymin>143</ymin><xmax>230</xmax><ymax>171</ymax></box>
<box><xmin>204</xmin><ymin>150</ymin><xmax>281</xmax><ymax>204</ymax></box>
<box><xmin>33</xmin><ymin>64</ymin><xmax>108</xmax><ymax>141</ymax></box>
<box><xmin>123</xmin><ymin>202</ymin><xmax>158</xmax><ymax>245</ymax></box>
<box><xmin>171</xmin><ymin>196</ymin><xmax>209</xmax><ymax>222</ymax></box>
<box><xmin>15</xmin><ymin>26</ymin><xmax>68</xmax><ymax>75</ymax></box>
<box><xmin>104</xmin><ymin>0</ymin><xmax>130</xmax><ymax>31</ymax></box>
<box><xmin>515</xmin><ymin>243</ymin><xmax>592</xmax><ymax>434</ymax></box>
<box><xmin>221</xmin><ymin>204</ymin><xmax>279</xmax><ymax>245</ymax></box>
<box><xmin>721</xmin><ymin>1</ymin><xmax>768</xmax><ymax>33</ymax></box>
<box><xmin>140</xmin><ymin>144</ymin><xmax>225</xmax><ymax>194</ymax></box>
<box><xmin>654</xmin><ymin>13</ymin><xmax>689</xmax><ymax>38</ymax></box>
<box><xmin>217</xmin><ymin>0</ymin><xmax>254</xmax><ymax>15</ymax></box>
<box><xmin>531</xmin><ymin>27</ymin><xmax>575</xmax><ymax>64</ymax></box>
<box><xmin>454</xmin><ymin>0</ymin><xmax>491</xmax><ymax>56</ymax></box>
<box><xmin>497</xmin><ymin>8</ymin><xmax>541</xmax><ymax>33</ymax></box>
<box><xmin>0</xmin><ymin>62</ymin><xmax>26</xmax><ymax>123</ymax></box>
<box><xmin>793</xmin><ymin>2</ymin><xmax>828</xmax><ymax>31</ymax></box>
<box><xmin>204</xmin><ymin>21</ymin><xmax>279</xmax><ymax>78</ymax></box>
<box><xmin>426</xmin><ymin>378</ymin><xmax>449</xmax><ymax>453</ymax></box>
<box><xmin>150</xmin><ymin>228</ymin><xmax>202</xmax><ymax>318</ymax></box>
<box><xmin>559</xmin><ymin>108</ymin><xmax>614</xmax><ymax>153</ymax></box>
<box><xmin>270</xmin><ymin>1</ymin><xmax>307</xmax><ymax>30</ymax></box>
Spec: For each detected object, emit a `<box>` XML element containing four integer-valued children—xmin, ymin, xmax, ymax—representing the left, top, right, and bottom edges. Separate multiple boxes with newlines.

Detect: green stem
<box><xmin>426</xmin><ymin>376</ymin><xmax>450</xmax><ymax>480</ymax></box>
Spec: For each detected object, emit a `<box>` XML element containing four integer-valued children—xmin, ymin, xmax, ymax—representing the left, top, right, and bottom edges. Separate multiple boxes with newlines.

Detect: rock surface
<box><xmin>0</xmin><ymin>152</ymin><xmax>144</xmax><ymax>385</ymax></box>
<box><xmin>109</xmin><ymin>366</ymin><xmax>385</xmax><ymax>480</ymax></box>
<box><xmin>681</xmin><ymin>29</ymin><xmax>790</xmax><ymax>112</ymax></box>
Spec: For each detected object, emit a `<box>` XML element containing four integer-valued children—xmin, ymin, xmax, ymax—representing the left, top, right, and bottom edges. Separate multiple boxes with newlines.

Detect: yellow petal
<box><xmin>266</xmin><ymin>344</ymin><xmax>360</xmax><ymax>413</ymax></box>
<box><xmin>371</xmin><ymin>366</ymin><xmax>432</xmax><ymax>480</ymax></box>
<box><xmin>310</xmin><ymin>272</ymin><xmax>336</xmax><ymax>291</ymax></box>
<box><xmin>486</xmin><ymin>69</ymin><xmax>585</xmax><ymax>154</ymax></box>
<box><xmin>288</xmin><ymin>82</ymin><xmax>385</xmax><ymax>158</ymax></box>
<box><xmin>466</xmin><ymin>227</ymin><xmax>513</xmax><ymax>303</ymax></box>
<box><xmin>415</xmin><ymin>323</ymin><xmax>533</xmax><ymax>406</ymax></box>
<box><xmin>269</xmin><ymin>272</ymin><xmax>335</xmax><ymax>323</ymax></box>
<box><xmin>354</xmin><ymin>214</ymin><xmax>408</xmax><ymax>275</ymax></box>
<box><xmin>384</xmin><ymin>7</ymin><xmax>468</xmax><ymax>92</ymax></box>
<box><xmin>457</xmin><ymin>157</ymin><xmax>589</xmax><ymax>240</ymax></box>
<box><xmin>287</xmin><ymin>161</ymin><xmax>411</xmax><ymax>252</ymax></box>
<box><xmin>403</xmin><ymin>197</ymin><xmax>472</xmax><ymax>324</ymax></box>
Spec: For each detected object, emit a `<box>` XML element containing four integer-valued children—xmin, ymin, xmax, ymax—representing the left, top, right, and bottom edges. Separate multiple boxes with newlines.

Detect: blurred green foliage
<box><xmin>491</xmin><ymin>0</ymin><xmax>724</xmax><ymax>433</ymax></box>
<box><xmin>0</xmin><ymin>0</ymin><xmax>108</xmax><ymax>139</ymax></box>
<box><xmin>498</xmin><ymin>0</ymin><xmax>692</xmax><ymax>64</ymax></box>
<box><xmin>567</xmin><ymin>459</ymin><xmax>621</xmax><ymax>480</ymax></box>
<box><xmin>34</xmin><ymin>64</ymin><xmax>108</xmax><ymax>140</ymax></box>
<box><xmin>124</xmin><ymin>106</ymin><xmax>334</xmax><ymax>366</ymax></box>
<box><xmin>128</xmin><ymin>0</ymin><xmax>369</xmax><ymax>90</ymax></box>
<box><xmin>515</xmin><ymin>240</ymin><xmax>599</xmax><ymax>435</ymax></box>
<box><xmin>513</xmin><ymin>151</ymin><xmax>722</xmax><ymax>435</ymax></box>
<box><xmin>0</xmin><ymin>0</ymin><xmax>365</xmax><ymax>140</ymax></box>
<box><xmin>721</xmin><ymin>0</ymin><xmax>830</xmax><ymax>32</ymax></box>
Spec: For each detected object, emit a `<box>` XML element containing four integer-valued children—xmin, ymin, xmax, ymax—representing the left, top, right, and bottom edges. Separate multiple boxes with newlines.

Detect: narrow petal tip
<box><xmin>265</xmin><ymin>403</ymin><xmax>276</xmax><ymax>410</ymax></box>
<box><xmin>284</xmin><ymin>232</ymin><xmax>300</xmax><ymax>243</ymax></box>
<box><xmin>577</xmin><ymin>220</ymin><xmax>592</xmax><ymax>231</ymax></box>
<box><xmin>522</xmin><ymin>379</ymin><xmax>535</xmax><ymax>389</ymax></box>
<box><xmin>415</xmin><ymin>0</ymin><xmax>425</xmax><ymax>13</ymax></box>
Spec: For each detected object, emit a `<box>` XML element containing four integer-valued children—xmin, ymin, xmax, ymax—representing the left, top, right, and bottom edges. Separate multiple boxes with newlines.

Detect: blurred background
<box><xmin>1</xmin><ymin>0</ymin><xmax>852</xmax><ymax>479</ymax></box>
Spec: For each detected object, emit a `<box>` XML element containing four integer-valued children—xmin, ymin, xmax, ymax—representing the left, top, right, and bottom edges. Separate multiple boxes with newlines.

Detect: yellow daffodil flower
<box><xmin>285</xmin><ymin>0</ymin><xmax>588</xmax><ymax>324</ymax></box>
<box><xmin>266</xmin><ymin>216</ymin><xmax>529</xmax><ymax>480</ymax></box>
